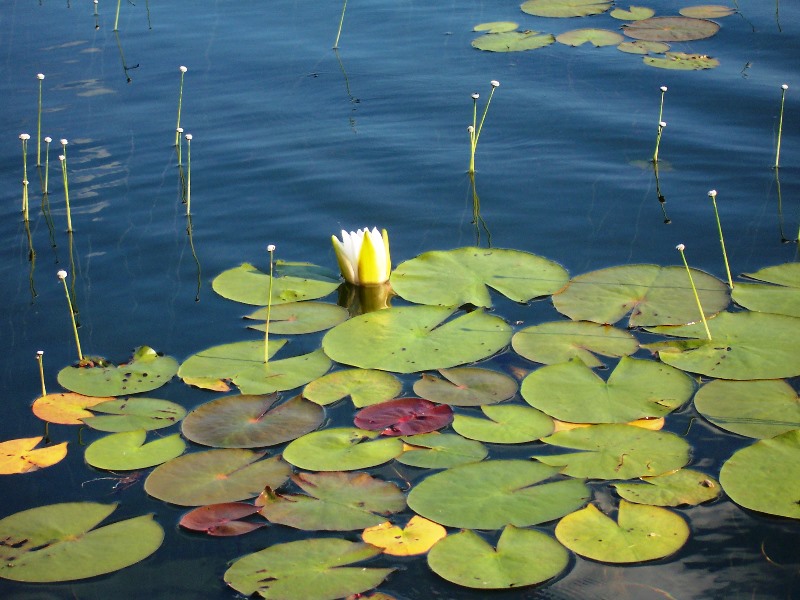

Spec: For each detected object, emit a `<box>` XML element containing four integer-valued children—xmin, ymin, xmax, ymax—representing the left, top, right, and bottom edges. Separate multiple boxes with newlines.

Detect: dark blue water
<box><xmin>1</xmin><ymin>1</ymin><xmax>798</xmax><ymax>598</ymax></box>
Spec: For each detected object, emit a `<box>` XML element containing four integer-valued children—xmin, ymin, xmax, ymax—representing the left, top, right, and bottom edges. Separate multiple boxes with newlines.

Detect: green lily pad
<box><xmin>610</xmin><ymin>6</ymin><xmax>656</xmax><ymax>20</ymax></box>
<box><xmin>552</xmin><ymin>264</ymin><xmax>729</xmax><ymax>327</ymax></box>
<box><xmin>283</xmin><ymin>427</ymin><xmax>403</xmax><ymax>471</ymax></box>
<box><xmin>0</xmin><ymin>502</ymin><xmax>163</xmax><ymax>582</ymax></box>
<box><xmin>679</xmin><ymin>5</ymin><xmax>735</xmax><ymax>18</ymax></box>
<box><xmin>555</xmin><ymin>501</ymin><xmax>689</xmax><ymax>563</ymax></box>
<box><xmin>57</xmin><ymin>346</ymin><xmax>178</xmax><ymax>397</ymax></box>
<box><xmin>179</xmin><ymin>341</ymin><xmax>331</xmax><ymax>394</ymax></box>
<box><xmin>427</xmin><ymin>526</ymin><xmax>568</xmax><ymax>589</ymax></box>
<box><xmin>144</xmin><ymin>449</ymin><xmax>291</xmax><ymax>506</ymax></box>
<box><xmin>613</xmin><ymin>469</ymin><xmax>720</xmax><ymax>506</ymax></box>
<box><xmin>521</xmin><ymin>0</ymin><xmax>612</xmax><ymax>18</ymax></box>
<box><xmin>644</xmin><ymin>311</ymin><xmax>800</xmax><ymax>380</ymax></box>
<box><xmin>512</xmin><ymin>320</ymin><xmax>639</xmax><ymax>367</ymax></box>
<box><xmin>471</xmin><ymin>31</ymin><xmax>556</xmax><ymax>52</ymax></box>
<box><xmin>694</xmin><ymin>379</ymin><xmax>800</xmax><ymax>439</ymax></box>
<box><xmin>212</xmin><ymin>261</ymin><xmax>340</xmax><ymax>306</ymax></box>
<box><xmin>390</xmin><ymin>247</ymin><xmax>569</xmax><ymax>307</ymax></box>
<box><xmin>303</xmin><ymin>369</ymin><xmax>402</xmax><ymax>408</ymax></box>
<box><xmin>733</xmin><ymin>263</ymin><xmax>800</xmax><ymax>317</ymax></box>
<box><xmin>85</xmin><ymin>430</ymin><xmax>186</xmax><ymax>470</ymax></box>
<box><xmin>742</xmin><ymin>263</ymin><xmax>800</xmax><ymax>288</ymax></box>
<box><xmin>181</xmin><ymin>394</ymin><xmax>323</xmax><ymax>448</ymax></box>
<box><xmin>473</xmin><ymin>21</ymin><xmax>519</xmax><ymax>33</ymax></box>
<box><xmin>623</xmin><ymin>16</ymin><xmax>720</xmax><ymax>41</ymax></box>
<box><xmin>643</xmin><ymin>52</ymin><xmax>720</xmax><ymax>70</ymax></box>
<box><xmin>245</xmin><ymin>301</ymin><xmax>348</xmax><ymax>334</ymax></box>
<box><xmin>532</xmin><ymin>424</ymin><xmax>690</xmax><ymax>479</ymax></box>
<box><xmin>322</xmin><ymin>306</ymin><xmax>512</xmax><ymax>374</ymax></box>
<box><xmin>413</xmin><ymin>367</ymin><xmax>517</xmax><ymax>407</ymax></box>
<box><xmin>224</xmin><ymin>538</ymin><xmax>393</xmax><ymax>600</ymax></box>
<box><xmin>719</xmin><ymin>429</ymin><xmax>800</xmax><ymax>519</ymax></box>
<box><xmin>81</xmin><ymin>397</ymin><xmax>186</xmax><ymax>432</ymax></box>
<box><xmin>557</xmin><ymin>28</ymin><xmax>625</xmax><ymax>47</ymax></box>
<box><xmin>397</xmin><ymin>433</ymin><xmax>488</xmax><ymax>468</ymax></box>
<box><xmin>617</xmin><ymin>40</ymin><xmax>670</xmax><ymax>54</ymax></box>
<box><xmin>520</xmin><ymin>357</ymin><xmax>694</xmax><ymax>423</ymax></box>
<box><xmin>259</xmin><ymin>471</ymin><xmax>406</xmax><ymax>531</ymax></box>
<box><xmin>452</xmin><ymin>404</ymin><xmax>554</xmax><ymax>444</ymax></box>
<box><xmin>407</xmin><ymin>459</ymin><xmax>590</xmax><ymax>529</ymax></box>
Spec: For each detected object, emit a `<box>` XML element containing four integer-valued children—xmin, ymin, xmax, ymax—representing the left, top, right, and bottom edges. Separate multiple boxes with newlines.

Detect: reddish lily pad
<box><xmin>412</xmin><ymin>367</ymin><xmax>517</xmax><ymax>407</ymax></box>
<box><xmin>623</xmin><ymin>17</ymin><xmax>720</xmax><ymax>42</ymax></box>
<box><xmin>179</xmin><ymin>502</ymin><xmax>264</xmax><ymax>536</ymax></box>
<box><xmin>354</xmin><ymin>398</ymin><xmax>453</xmax><ymax>436</ymax></box>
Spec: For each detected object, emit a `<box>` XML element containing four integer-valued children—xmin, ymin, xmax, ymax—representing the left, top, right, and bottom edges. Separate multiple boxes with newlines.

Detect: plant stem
<box><xmin>775</xmin><ymin>84</ymin><xmax>788</xmax><ymax>169</ymax></box>
<box><xmin>36</xmin><ymin>351</ymin><xmax>46</xmax><ymax>397</ymax></box>
<box><xmin>59</xmin><ymin>272</ymin><xmax>83</xmax><ymax>362</ymax></box>
<box><xmin>264</xmin><ymin>246</ymin><xmax>275</xmax><ymax>364</ymax></box>
<box><xmin>114</xmin><ymin>0</ymin><xmax>121</xmax><ymax>31</ymax></box>
<box><xmin>185</xmin><ymin>134</ymin><xmax>192</xmax><ymax>215</ymax></box>
<box><xmin>175</xmin><ymin>68</ymin><xmax>187</xmax><ymax>146</ymax></box>
<box><xmin>709</xmin><ymin>191</ymin><xmax>733</xmax><ymax>288</ymax></box>
<box><xmin>36</xmin><ymin>76</ymin><xmax>44</xmax><ymax>166</ymax></box>
<box><xmin>676</xmin><ymin>245</ymin><xmax>712</xmax><ymax>341</ymax></box>
<box><xmin>21</xmin><ymin>136</ymin><xmax>29</xmax><ymax>221</ymax></box>
<box><xmin>333</xmin><ymin>0</ymin><xmax>347</xmax><ymax>49</ymax></box>
<box><xmin>60</xmin><ymin>155</ymin><xmax>73</xmax><ymax>232</ymax></box>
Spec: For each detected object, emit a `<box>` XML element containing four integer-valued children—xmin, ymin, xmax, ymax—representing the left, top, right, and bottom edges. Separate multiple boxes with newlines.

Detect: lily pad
<box><xmin>144</xmin><ymin>449</ymin><xmax>291</xmax><ymax>506</ymax></box>
<box><xmin>32</xmin><ymin>392</ymin><xmax>114</xmax><ymax>424</ymax></box>
<box><xmin>0</xmin><ymin>502</ymin><xmax>163</xmax><ymax>582</ymax></box>
<box><xmin>212</xmin><ymin>261</ymin><xmax>340</xmax><ymax>306</ymax></box>
<box><xmin>413</xmin><ymin>367</ymin><xmax>517</xmax><ymax>407</ymax></box>
<box><xmin>719</xmin><ymin>429</ymin><xmax>800</xmax><ymax>519</ymax></box>
<box><xmin>512</xmin><ymin>320</ymin><xmax>639</xmax><ymax>368</ymax></box>
<box><xmin>644</xmin><ymin>311</ymin><xmax>800</xmax><ymax>380</ymax></box>
<box><xmin>81</xmin><ymin>397</ymin><xmax>186</xmax><ymax>432</ymax></box>
<box><xmin>57</xmin><ymin>346</ymin><xmax>178</xmax><ymax>397</ymax></box>
<box><xmin>428</xmin><ymin>526</ymin><xmax>568</xmax><ymax>589</ymax></box>
<box><xmin>84</xmin><ymin>430</ymin><xmax>186</xmax><ymax>470</ymax></box>
<box><xmin>613</xmin><ymin>469</ymin><xmax>720</xmax><ymax>506</ymax></box>
<box><xmin>679</xmin><ymin>5</ymin><xmax>735</xmax><ymax>18</ymax></box>
<box><xmin>610</xmin><ymin>6</ymin><xmax>655</xmax><ymax>20</ymax></box>
<box><xmin>224</xmin><ymin>538</ymin><xmax>393</xmax><ymax>600</ymax></box>
<box><xmin>520</xmin><ymin>357</ymin><xmax>694</xmax><ymax>423</ymax></box>
<box><xmin>521</xmin><ymin>0</ymin><xmax>612</xmax><ymax>18</ymax></box>
<box><xmin>398</xmin><ymin>433</ymin><xmax>488</xmax><ymax>468</ymax></box>
<box><xmin>555</xmin><ymin>501</ymin><xmax>689</xmax><ymax>563</ymax></box>
<box><xmin>623</xmin><ymin>16</ymin><xmax>720</xmax><ymax>41</ymax></box>
<box><xmin>245</xmin><ymin>301</ymin><xmax>348</xmax><ymax>334</ymax></box>
<box><xmin>354</xmin><ymin>398</ymin><xmax>453</xmax><ymax>436</ymax></box>
<box><xmin>391</xmin><ymin>247</ymin><xmax>569</xmax><ymax>307</ymax></box>
<box><xmin>643</xmin><ymin>52</ymin><xmax>720</xmax><ymax>70</ymax></box>
<box><xmin>303</xmin><ymin>369</ymin><xmax>402</xmax><ymax>408</ymax></box>
<box><xmin>0</xmin><ymin>437</ymin><xmax>68</xmax><ymax>474</ymax></box>
<box><xmin>179</xmin><ymin>502</ymin><xmax>264</xmax><ymax>536</ymax></box>
<box><xmin>452</xmin><ymin>404</ymin><xmax>554</xmax><ymax>443</ymax></box>
<box><xmin>473</xmin><ymin>21</ymin><xmax>519</xmax><ymax>33</ymax></box>
<box><xmin>617</xmin><ymin>40</ymin><xmax>670</xmax><ymax>54</ymax></box>
<box><xmin>733</xmin><ymin>264</ymin><xmax>800</xmax><ymax>317</ymax></box>
<box><xmin>694</xmin><ymin>379</ymin><xmax>800</xmax><ymax>438</ymax></box>
<box><xmin>471</xmin><ymin>31</ymin><xmax>556</xmax><ymax>52</ymax></box>
<box><xmin>552</xmin><ymin>264</ymin><xmax>729</xmax><ymax>327</ymax></box>
<box><xmin>283</xmin><ymin>427</ymin><xmax>403</xmax><ymax>471</ymax></box>
<box><xmin>532</xmin><ymin>424</ymin><xmax>690</xmax><ymax>479</ymax></box>
<box><xmin>407</xmin><ymin>459</ymin><xmax>590</xmax><ymax>529</ymax></box>
<box><xmin>362</xmin><ymin>516</ymin><xmax>447</xmax><ymax>556</ymax></box>
<box><xmin>181</xmin><ymin>394</ymin><xmax>323</xmax><ymax>448</ymax></box>
<box><xmin>259</xmin><ymin>471</ymin><xmax>405</xmax><ymax>531</ymax></box>
<box><xmin>323</xmin><ymin>306</ymin><xmax>512</xmax><ymax>374</ymax></box>
<box><xmin>557</xmin><ymin>28</ymin><xmax>625</xmax><ymax>47</ymax></box>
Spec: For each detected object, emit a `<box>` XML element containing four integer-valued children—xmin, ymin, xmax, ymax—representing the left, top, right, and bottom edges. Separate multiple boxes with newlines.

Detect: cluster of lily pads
<box><xmin>472</xmin><ymin>2</ymin><xmax>734</xmax><ymax>70</ymax></box>
<box><xmin>1</xmin><ymin>239</ymin><xmax>798</xmax><ymax>598</ymax></box>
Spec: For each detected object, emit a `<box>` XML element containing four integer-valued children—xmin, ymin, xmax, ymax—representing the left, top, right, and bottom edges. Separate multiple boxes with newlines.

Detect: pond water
<box><xmin>1</xmin><ymin>0</ymin><xmax>798</xmax><ymax>598</ymax></box>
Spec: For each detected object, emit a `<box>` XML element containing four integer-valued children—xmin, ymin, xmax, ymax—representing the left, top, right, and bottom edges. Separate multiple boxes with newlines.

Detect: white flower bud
<box><xmin>57</xmin><ymin>270</ymin><xmax>68</xmax><ymax>279</ymax></box>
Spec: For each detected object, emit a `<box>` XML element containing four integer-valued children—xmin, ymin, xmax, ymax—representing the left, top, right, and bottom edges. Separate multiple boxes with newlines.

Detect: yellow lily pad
<box><xmin>362</xmin><ymin>516</ymin><xmax>446</xmax><ymax>556</ymax></box>
<box><xmin>0</xmin><ymin>437</ymin><xmax>68</xmax><ymax>474</ymax></box>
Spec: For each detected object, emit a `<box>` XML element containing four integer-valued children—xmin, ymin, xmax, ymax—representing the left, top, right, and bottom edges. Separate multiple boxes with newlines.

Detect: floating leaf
<box><xmin>85</xmin><ymin>430</ymin><xmax>185</xmax><ymax>471</ymax></box>
<box><xmin>362</xmin><ymin>516</ymin><xmax>446</xmax><ymax>556</ymax></box>
<box><xmin>179</xmin><ymin>502</ymin><xmax>264</xmax><ymax>536</ymax></box>
<box><xmin>0</xmin><ymin>502</ymin><xmax>163</xmax><ymax>582</ymax></box>
<box><xmin>733</xmin><ymin>264</ymin><xmax>800</xmax><ymax>317</ymax></box>
<box><xmin>473</xmin><ymin>21</ymin><xmax>519</xmax><ymax>33</ymax></box>
<box><xmin>224</xmin><ymin>538</ymin><xmax>393</xmax><ymax>600</ymax></box>
<box><xmin>144</xmin><ymin>449</ymin><xmax>291</xmax><ymax>506</ymax></box>
<box><xmin>471</xmin><ymin>31</ymin><xmax>556</xmax><ymax>52</ymax></box>
<box><xmin>81</xmin><ymin>397</ymin><xmax>186</xmax><ymax>432</ymax></box>
<box><xmin>303</xmin><ymin>369</ymin><xmax>402</xmax><ymax>408</ymax></box>
<box><xmin>679</xmin><ymin>5</ymin><xmax>735</xmax><ymax>18</ymax></box>
<box><xmin>557</xmin><ymin>28</ymin><xmax>624</xmax><ymax>47</ymax></box>
<box><xmin>57</xmin><ymin>346</ymin><xmax>178</xmax><ymax>397</ymax></box>
<box><xmin>452</xmin><ymin>405</ymin><xmax>554</xmax><ymax>443</ymax></box>
<box><xmin>407</xmin><ymin>459</ymin><xmax>590</xmax><ymax>529</ymax></box>
<box><xmin>212</xmin><ymin>261</ymin><xmax>339</xmax><ymax>306</ymax></box>
<box><xmin>611</xmin><ymin>6</ymin><xmax>655</xmax><ymax>20</ymax></box>
<box><xmin>32</xmin><ymin>392</ymin><xmax>114</xmax><ymax>424</ymax></box>
<box><xmin>391</xmin><ymin>248</ymin><xmax>568</xmax><ymax>307</ymax></box>
<box><xmin>354</xmin><ymin>398</ymin><xmax>453</xmax><ymax>436</ymax></box>
<box><xmin>613</xmin><ymin>469</ymin><xmax>720</xmax><ymax>506</ymax></box>
<box><xmin>532</xmin><ymin>424</ymin><xmax>690</xmax><ymax>479</ymax></box>
<box><xmin>553</xmin><ymin>264</ymin><xmax>729</xmax><ymax>327</ymax></box>
<box><xmin>413</xmin><ymin>367</ymin><xmax>517</xmax><ymax>407</ymax></box>
<box><xmin>555</xmin><ymin>501</ymin><xmax>689</xmax><ymax>563</ymax></box>
<box><xmin>181</xmin><ymin>394</ymin><xmax>323</xmax><ymax>448</ymax></box>
<box><xmin>520</xmin><ymin>357</ymin><xmax>694</xmax><ymax>423</ymax></box>
<box><xmin>694</xmin><ymin>379</ymin><xmax>800</xmax><ymax>438</ymax></box>
<box><xmin>623</xmin><ymin>16</ymin><xmax>720</xmax><ymax>41</ymax></box>
<box><xmin>720</xmin><ymin>429</ymin><xmax>800</xmax><ymax>519</ymax></box>
<box><xmin>0</xmin><ymin>437</ymin><xmax>67</xmax><ymax>474</ymax></box>
<box><xmin>323</xmin><ymin>306</ymin><xmax>512</xmax><ymax>374</ymax></box>
<box><xmin>283</xmin><ymin>427</ymin><xmax>403</xmax><ymax>471</ymax></box>
<box><xmin>512</xmin><ymin>320</ymin><xmax>639</xmax><ymax>368</ymax></box>
<box><xmin>644</xmin><ymin>311</ymin><xmax>800</xmax><ymax>380</ymax></box>
<box><xmin>245</xmin><ymin>301</ymin><xmax>348</xmax><ymax>334</ymax></box>
<box><xmin>428</xmin><ymin>526</ymin><xmax>568</xmax><ymax>589</ymax></box>
<box><xmin>521</xmin><ymin>0</ymin><xmax>612</xmax><ymax>18</ymax></box>
<box><xmin>617</xmin><ymin>40</ymin><xmax>670</xmax><ymax>54</ymax></box>
<box><xmin>259</xmin><ymin>471</ymin><xmax>405</xmax><ymax>531</ymax></box>
<box><xmin>398</xmin><ymin>433</ymin><xmax>488</xmax><ymax>468</ymax></box>
<box><xmin>643</xmin><ymin>52</ymin><xmax>720</xmax><ymax>70</ymax></box>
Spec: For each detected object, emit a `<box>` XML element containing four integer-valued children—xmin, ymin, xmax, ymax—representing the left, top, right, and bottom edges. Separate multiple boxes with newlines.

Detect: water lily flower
<box><xmin>332</xmin><ymin>227</ymin><xmax>391</xmax><ymax>286</ymax></box>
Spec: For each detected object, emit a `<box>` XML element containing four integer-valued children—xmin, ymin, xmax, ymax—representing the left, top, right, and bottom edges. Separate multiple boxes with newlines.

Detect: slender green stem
<box><xmin>775</xmin><ymin>84</ymin><xmax>788</xmax><ymax>169</ymax></box>
<box><xmin>676</xmin><ymin>245</ymin><xmax>712</xmax><ymax>341</ymax></box>
<box><xmin>176</xmin><ymin>128</ymin><xmax>183</xmax><ymax>165</ymax></box>
<box><xmin>36</xmin><ymin>351</ymin><xmax>46</xmax><ymax>397</ymax></box>
<box><xmin>43</xmin><ymin>137</ymin><xmax>51</xmax><ymax>195</ymax></box>
<box><xmin>264</xmin><ymin>245</ymin><xmax>275</xmax><ymax>364</ymax></box>
<box><xmin>175</xmin><ymin>67</ymin><xmax>187</xmax><ymax>146</ymax></box>
<box><xmin>708</xmin><ymin>190</ymin><xmax>733</xmax><ymax>288</ymax></box>
<box><xmin>474</xmin><ymin>86</ymin><xmax>497</xmax><ymax>147</ymax></box>
<box><xmin>20</xmin><ymin>135</ymin><xmax>30</xmax><ymax>221</ymax></box>
<box><xmin>60</xmin><ymin>155</ymin><xmax>73</xmax><ymax>232</ymax></box>
<box><xmin>657</xmin><ymin>85</ymin><xmax>667</xmax><ymax>124</ymax></box>
<box><xmin>114</xmin><ymin>0</ymin><xmax>121</xmax><ymax>31</ymax></box>
<box><xmin>653</xmin><ymin>121</ymin><xmax>665</xmax><ymax>163</ymax></box>
<box><xmin>58</xmin><ymin>271</ymin><xmax>83</xmax><ymax>362</ymax></box>
<box><xmin>36</xmin><ymin>75</ymin><xmax>44</xmax><ymax>166</ymax></box>
<box><xmin>333</xmin><ymin>0</ymin><xmax>347</xmax><ymax>49</ymax></box>
<box><xmin>468</xmin><ymin>94</ymin><xmax>478</xmax><ymax>174</ymax></box>
<box><xmin>185</xmin><ymin>134</ymin><xmax>192</xmax><ymax>215</ymax></box>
